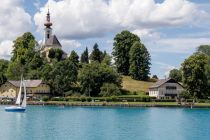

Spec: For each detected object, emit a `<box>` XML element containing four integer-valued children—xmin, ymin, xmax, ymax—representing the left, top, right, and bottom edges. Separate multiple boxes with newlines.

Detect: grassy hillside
<box><xmin>122</xmin><ymin>76</ymin><xmax>155</xmax><ymax>94</ymax></box>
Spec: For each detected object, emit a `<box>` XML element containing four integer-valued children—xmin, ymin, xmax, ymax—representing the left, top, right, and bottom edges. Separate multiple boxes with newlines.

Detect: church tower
<box><xmin>40</xmin><ymin>8</ymin><xmax>67</xmax><ymax>60</ymax></box>
<box><xmin>44</xmin><ymin>9</ymin><xmax>53</xmax><ymax>43</ymax></box>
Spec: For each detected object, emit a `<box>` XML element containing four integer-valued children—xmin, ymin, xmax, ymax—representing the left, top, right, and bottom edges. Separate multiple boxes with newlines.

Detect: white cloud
<box><xmin>150</xmin><ymin>37</ymin><xmax>210</xmax><ymax>53</ymax></box>
<box><xmin>0</xmin><ymin>0</ymin><xmax>32</xmax><ymax>41</ymax></box>
<box><xmin>154</xmin><ymin>61</ymin><xmax>176</xmax><ymax>77</ymax></box>
<box><xmin>132</xmin><ymin>29</ymin><xmax>161</xmax><ymax>41</ymax></box>
<box><xmin>60</xmin><ymin>39</ymin><xmax>82</xmax><ymax>54</ymax></box>
<box><xmin>0</xmin><ymin>40</ymin><xmax>13</xmax><ymax>60</ymax></box>
<box><xmin>34</xmin><ymin>0</ymin><xmax>203</xmax><ymax>39</ymax></box>
<box><xmin>0</xmin><ymin>0</ymin><xmax>32</xmax><ymax>60</ymax></box>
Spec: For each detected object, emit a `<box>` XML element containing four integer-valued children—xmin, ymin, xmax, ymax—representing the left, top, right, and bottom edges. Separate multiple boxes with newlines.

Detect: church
<box><xmin>40</xmin><ymin>9</ymin><xmax>67</xmax><ymax>60</ymax></box>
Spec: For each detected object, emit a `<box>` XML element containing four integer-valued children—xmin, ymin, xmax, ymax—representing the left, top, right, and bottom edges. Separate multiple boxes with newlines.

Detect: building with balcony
<box><xmin>149</xmin><ymin>78</ymin><xmax>184</xmax><ymax>99</ymax></box>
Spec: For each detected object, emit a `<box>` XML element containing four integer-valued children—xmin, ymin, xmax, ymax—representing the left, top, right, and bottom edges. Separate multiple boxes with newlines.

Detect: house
<box><xmin>0</xmin><ymin>80</ymin><xmax>50</xmax><ymax>99</ymax></box>
<box><xmin>149</xmin><ymin>78</ymin><xmax>184</xmax><ymax>99</ymax></box>
<box><xmin>40</xmin><ymin>9</ymin><xmax>67</xmax><ymax>60</ymax></box>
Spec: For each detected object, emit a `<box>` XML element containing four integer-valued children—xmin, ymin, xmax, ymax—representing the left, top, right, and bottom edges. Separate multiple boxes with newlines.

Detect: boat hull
<box><xmin>5</xmin><ymin>106</ymin><xmax>26</xmax><ymax>112</ymax></box>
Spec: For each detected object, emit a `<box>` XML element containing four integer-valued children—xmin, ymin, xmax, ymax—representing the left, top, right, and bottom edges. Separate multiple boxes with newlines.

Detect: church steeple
<box><xmin>44</xmin><ymin>8</ymin><xmax>52</xmax><ymax>28</ymax></box>
<box><xmin>44</xmin><ymin>8</ymin><xmax>52</xmax><ymax>41</ymax></box>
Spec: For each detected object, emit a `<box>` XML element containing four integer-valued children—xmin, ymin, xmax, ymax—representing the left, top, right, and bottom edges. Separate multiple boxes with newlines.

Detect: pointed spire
<box><xmin>44</xmin><ymin>6</ymin><xmax>52</xmax><ymax>27</ymax></box>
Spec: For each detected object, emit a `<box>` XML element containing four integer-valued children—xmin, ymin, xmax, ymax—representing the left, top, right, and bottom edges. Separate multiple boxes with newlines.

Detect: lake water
<box><xmin>0</xmin><ymin>106</ymin><xmax>210</xmax><ymax>140</ymax></box>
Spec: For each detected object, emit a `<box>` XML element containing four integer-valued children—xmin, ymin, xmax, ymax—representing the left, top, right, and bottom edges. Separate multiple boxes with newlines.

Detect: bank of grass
<box><xmin>28</xmin><ymin>101</ymin><xmax>210</xmax><ymax>108</ymax></box>
<box><xmin>122</xmin><ymin>76</ymin><xmax>154</xmax><ymax>94</ymax></box>
<box><xmin>37</xmin><ymin>101</ymin><xmax>178</xmax><ymax>106</ymax></box>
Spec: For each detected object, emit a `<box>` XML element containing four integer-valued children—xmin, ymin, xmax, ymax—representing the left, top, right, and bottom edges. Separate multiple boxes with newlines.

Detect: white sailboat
<box><xmin>5</xmin><ymin>76</ymin><xmax>27</xmax><ymax>112</ymax></box>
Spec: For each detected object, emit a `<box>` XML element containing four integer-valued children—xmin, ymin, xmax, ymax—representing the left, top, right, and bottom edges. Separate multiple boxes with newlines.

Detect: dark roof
<box><xmin>149</xmin><ymin>78</ymin><xmax>183</xmax><ymax>89</ymax></box>
<box><xmin>45</xmin><ymin>35</ymin><xmax>62</xmax><ymax>47</ymax></box>
<box><xmin>8</xmin><ymin>80</ymin><xmax>44</xmax><ymax>88</ymax></box>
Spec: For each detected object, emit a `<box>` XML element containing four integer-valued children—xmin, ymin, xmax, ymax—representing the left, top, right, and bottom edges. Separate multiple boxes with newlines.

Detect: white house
<box><xmin>149</xmin><ymin>78</ymin><xmax>184</xmax><ymax>99</ymax></box>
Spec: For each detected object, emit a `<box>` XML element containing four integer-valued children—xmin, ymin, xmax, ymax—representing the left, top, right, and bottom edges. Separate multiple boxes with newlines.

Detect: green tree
<box><xmin>11</xmin><ymin>32</ymin><xmax>37</xmax><ymax>65</ymax></box>
<box><xmin>49</xmin><ymin>60</ymin><xmax>78</xmax><ymax>95</ymax></box>
<box><xmin>79</xmin><ymin>62</ymin><xmax>121</xmax><ymax>96</ymax></box>
<box><xmin>99</xmin><ymin>83</ymin><xmax>121</xmax><ymax>97</ymax></box>
<box><xmin>90</xmin><ymin>43</ymin><xmax>103</xmax><ymax>63</ymax></box>
<box><xmin>28</xmin><ymin>52</ymin><xmax>43</xmax><ymax>70</ymax></box>
<box><xmin>197</xmin><ymin>45</ymin><xmax>210</xmax><ymax>92</ymax></box>
<box><xmin>169</xmin><ymin>69</ymin><xmax>182</xmax><ymax>82</ymax></box>
<box><xmin>101</xmin><ymin>53</ymin><xmax>112</xmax><ymax>66</ymax></box>
<box><xmin>0</xmin><ymin>59</ymin><xmax>9</xmax><ymax>74</ymax></box>
<box><xmin>55</xmin><ymin>49</ymin><xmax>64</xmax><ymax>61</ymax></box>
<box><xmin>152</xmin><ymin>75</ymin><xmax>158</xmax><ymax>79</ymax></box>
<box><xmin>0</xmin><ymin>72</ymin><xmax>7</xmax><ymax>86</ymax></box>
<box><xmin>40</xmin><ymin>64</ymin><xmax>53</xmax><ymax>82</ymax></box>
<box><xmin>197</xmin><ymin>45</ymin><xmax>210</xmax><ymax>56</ymax></box>
<box><xmin>80</xmin><ymin>47</ymin><xmax>89</xmax><ymax>64</ymax></box>
<box><xmin>181</xmin><ymin>53</ymin><xmax>209</xmax><ymax>99</ymax></box>
<box><xmin>129</xmin><ymin>42</ymin><xmax>151</xmax><ymax>81</ymax></box>
<box><xmin>6</xmin><ymin>60</ymin><xmax>24</xmax><ymax>80</ymax></box>
<box><xmin>48</xmin><ymin>48</ymin><xmax>56</xmax><ymax>59</ymax></box>
<box><xmin>112</xmin><ymin>30</ymin><xmax>140</xmax><ymax>75</ymax></box>
<box><xmin>48</xmin><ymin>48</ymin><xmax>64</xmax><ymax>61</ymax></box>
<box><xmin>69</xmin><ymin>50</ymin><xmax>79</xmax><ymax>66</ymax></box>
<box><xmin>8</xmin><ymin>32</ymin><xmax>40</xmax><ymax>79</ymax></box>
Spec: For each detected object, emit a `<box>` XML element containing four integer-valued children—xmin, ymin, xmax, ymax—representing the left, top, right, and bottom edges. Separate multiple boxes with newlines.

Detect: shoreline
<box><xmin>1</xmin><ymin>101</ymin><xmax>210</xmax><ymax>108</ymax></box>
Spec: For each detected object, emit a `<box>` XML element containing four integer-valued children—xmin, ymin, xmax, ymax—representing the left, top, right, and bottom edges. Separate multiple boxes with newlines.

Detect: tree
<box><xmin>129</xmin><ymin>42</ymin><xmax>151</xmax><ymax>81</ymax></box>
<box><xmin>169</xmin><ymin>69</ymin><xmax>182</xmax><ymax>82</ymax></box>
<box><xmin>197</xmin><ymin>45</ymin><xmax>210</xmax><ymax>95</ymax></box>
<box><xmin>49</xmin><ymin>60</ymin><xmax>78</xmax><ymax>95</ymax></box>
<box><xmin>152</xmin><ymin>75</ymin><xmax>158</xmax><ymax>79</ymax></box>
<box><xmin>6</xmin><ymin>60</ymin><xmax>24</xmax><ymax>80</ymax></box>
<box><xmin>90</xmin><ymin>43</ymin><xmax>103</xmax><ymax>63</ymax></box>
<box><xmin>40</xmin><ymin>64</ymin><xmax>53</xmax><ymax>82</ymax></box>
<box><xmin>101</xmin><ymin>53</ymin><xmax>112</xmax><ymax>66</ymax></box>
<box><xmin>99</xmin><ymin>83</ymin><xmax>121</xmax><ymax>97</ymax></box>
<box><xmin>28</xmin><ymin>52</ymin><xmax>43</xmax><ymax>70</ymax></box>
<box><xmin>112</xmin><ymin>30</ymin><xmax>140</xmax><ymax>75</ymax></box>
<box><xmin>11</xmin><ymin>32</ymin><xmax>37</xmax><ymax>65</ymax></box>
<box><xmin>181</xmin><ymin>53</ymin><xmax>209</xmax><ymax>99</ymax></box>
<box><xmin>197</xmin><ymin>45</ymin><xmax>210</xmax><ymax>56</ymax></box>
<box><xmin>69</xmin><ymin>50</ymin><xmax>79</xmax><ymax>66</ymax></box>
<box><xmin>48</xmin><ymin>48</ymin><xmax>64</xmax><ymax>61</ymax></box>
<box><xmin>79</xmin><ymin>62</ymin><xmax>122</xmax><ymax>96</ymax></box>
<box><xmin>0</xmin><ymin>59</ymin><xmax>9</xmax><ymax>74</ymax></box>
<box><xmin>55</xmin><ymin>49</ymin><xmax>64</xmax><ymax>61</ymax></box>
<box><xmin>48</xmin><ymin>48</ymin><xmax>56</xmax><ymax>59</ymax></box>
<box><xmin>80</xmin><ymin>47</ymin><xmax>89</xmax><ymax>64</ymax></box>
<box><xmin>0</xmin><ymin>72</ymin><xmax>7</xmax><ymax>86</ymax></box>
<box><xmin>8</xmin><ymin>32</ymin><xmax>41</xmax><ymax>79</ymax></box>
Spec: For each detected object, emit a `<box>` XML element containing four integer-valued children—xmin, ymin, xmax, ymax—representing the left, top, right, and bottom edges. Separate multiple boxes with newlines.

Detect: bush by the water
<box><xmin>42</xmin><ymin>96</ymin><xmax>49</xmax><ymax>101</ymax></box>
<box><xmin>99</xmin><ymin>83</ymin><xmax>121</xmax><ymax>97</ymax></box>
<box><xmin>153</xmin><ymin>99</ymin><xmax>176</xmax><ymax>102</ymax></box>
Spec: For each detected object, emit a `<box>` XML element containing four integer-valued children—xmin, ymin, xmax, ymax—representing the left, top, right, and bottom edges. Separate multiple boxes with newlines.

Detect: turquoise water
<box><xmin>0</xmin><ymin>106</ymin><xmax>210</xmax><ymax>140</ymax></box>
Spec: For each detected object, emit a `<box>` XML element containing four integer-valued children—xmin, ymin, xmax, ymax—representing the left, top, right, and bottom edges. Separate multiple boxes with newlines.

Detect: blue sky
<box><xmin>0</xmin><ymin>0</ymin><xmax>210</xmax><ymax>78</ymax></box>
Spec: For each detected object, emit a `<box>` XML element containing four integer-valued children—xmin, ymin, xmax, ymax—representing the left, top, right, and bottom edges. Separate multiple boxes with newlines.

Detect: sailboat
<box><xmin>5</xmin><ymin>76</ymin><xmax>27</xmax><ymax>112</ymax></box>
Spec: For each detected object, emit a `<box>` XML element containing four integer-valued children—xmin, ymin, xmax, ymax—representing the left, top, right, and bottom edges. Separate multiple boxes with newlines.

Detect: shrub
<box><xmin>186</xmin><ymin>99</ymin><xmax>194</xmax><ymax>102</ymax></box>
<box><xmin>180</xmin><ymin>90</ymin><xmax>192</xmax><ymax>99</ymax></box>
<box><xmin>87</xmin><ymin>97</ymin><xmax>92</xmax><ymax>102</ymax></box>
<box><xmin>99</xmin><ymin>83</ymin><xmax>121</xmax><ymax>97</ymax></box>
<box><xmin>153</xmin><ymin>99</ymin><xmax>176</xmax><ymax>102</ymax></box>
<box><xmin>133</xmin><ymin>91</ymin><xmax>137</xmax><ymax>95</ymax></box>
<box><xmin>42</xmin><ymin>96</ymin><xmax>49</xmax><ymax>102</ymax></box>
